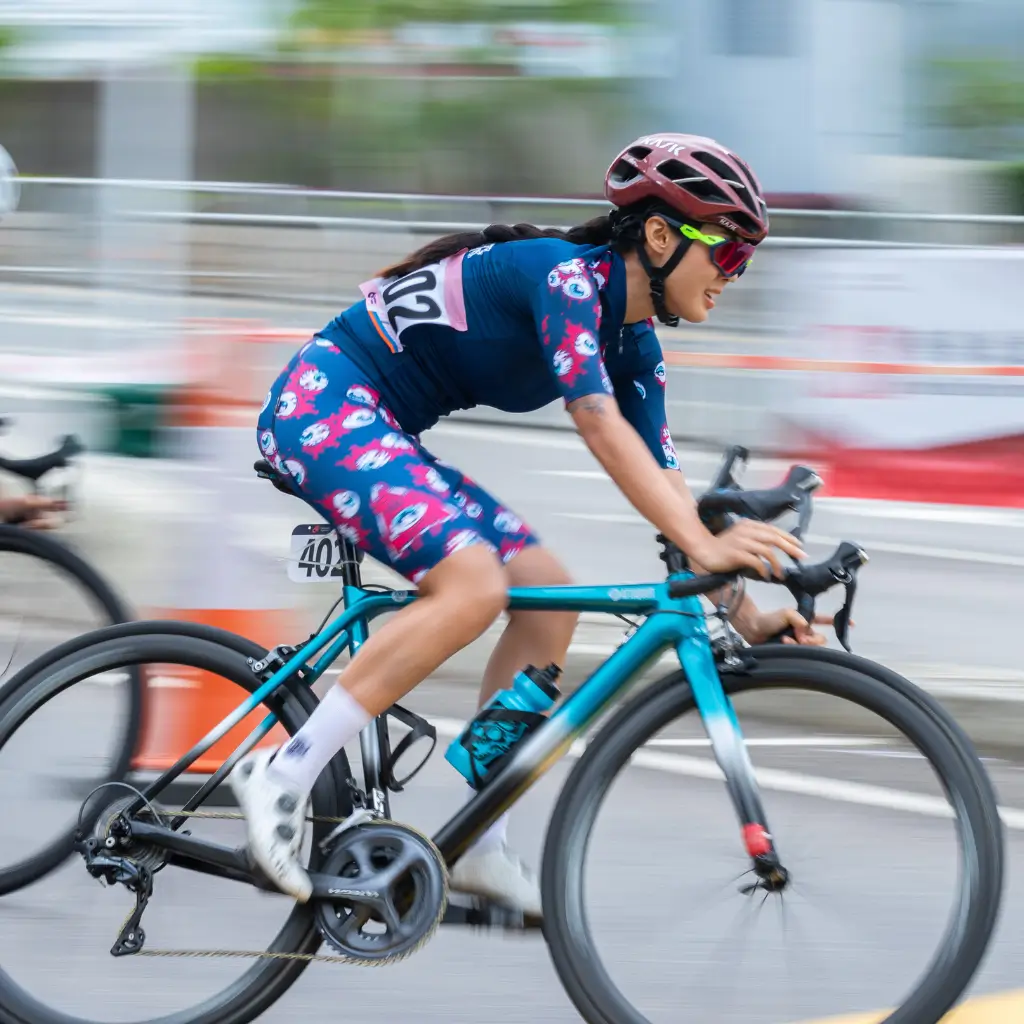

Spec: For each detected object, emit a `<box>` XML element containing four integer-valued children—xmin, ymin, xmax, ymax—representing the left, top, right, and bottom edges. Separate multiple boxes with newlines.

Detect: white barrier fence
<box><xmin>0</xmin><ymin>179</ymin><xmax>1021</xmax><ymax>462</ymax></box>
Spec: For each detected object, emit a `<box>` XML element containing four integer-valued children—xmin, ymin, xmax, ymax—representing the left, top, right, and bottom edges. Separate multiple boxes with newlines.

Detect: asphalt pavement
<box><xmin>0</xmin><ymin>672</ymin><xmax>1022</xmax><ymax>1023</ymax></box>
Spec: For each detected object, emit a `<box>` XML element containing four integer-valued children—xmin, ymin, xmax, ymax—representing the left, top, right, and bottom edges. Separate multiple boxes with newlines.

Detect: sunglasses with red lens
<box><xmin>677</xmin><ymin>222</ymin><xmax>756</xmax><ymax>278</ymax></box>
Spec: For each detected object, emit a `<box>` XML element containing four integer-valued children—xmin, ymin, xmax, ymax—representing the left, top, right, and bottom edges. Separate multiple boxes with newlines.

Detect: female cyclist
<box><xmin>233</xmin><ymin>132</ymin><xmax>831</xmax><ymax>915</ymax></box>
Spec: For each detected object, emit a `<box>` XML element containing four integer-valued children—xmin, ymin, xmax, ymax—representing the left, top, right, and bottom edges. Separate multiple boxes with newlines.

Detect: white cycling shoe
<box><xmin>449</xmin><ymin>844</ymin><xmax>543</xmax><ymax>919</ymax></box>
<box><xmin>229</xmin><ymin>748</ymin><xmax>312</xmax><ymax>903</ymax></box>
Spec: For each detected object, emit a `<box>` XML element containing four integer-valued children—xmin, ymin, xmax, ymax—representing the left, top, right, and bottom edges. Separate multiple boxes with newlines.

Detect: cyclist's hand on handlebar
<box><xmin>0</xmin><ymin>494</ymin><xmax>67</xmax><ymax>530</ymax></box>
<box><xmin>750</xmin><ymin>609</ymin><xmax>856</xmax><ymax>647</ymax></box>
<box><xmin>744</xmin><ymin>608</ymin><xmax>828</xmax><ymax>646</ymax></box>
<box><xmin>690</xmin><ymin>519</ymin><xmax>805</xmax><ymax>580</ymax></box>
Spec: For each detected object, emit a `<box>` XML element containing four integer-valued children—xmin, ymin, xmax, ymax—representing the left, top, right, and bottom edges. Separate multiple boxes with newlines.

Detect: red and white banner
<box><xmin>775</xmin><ymin>248</ymin><xmax>1024</xmax><ymax>507</ymax></box>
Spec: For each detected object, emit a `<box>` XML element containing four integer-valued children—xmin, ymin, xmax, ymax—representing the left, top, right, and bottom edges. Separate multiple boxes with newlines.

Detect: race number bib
<box><xmin>288</xmin><ymin>524</ymin><xmax>346</xmax><ymax>583</ymax></box>
<box><xmin>359</xmin><ymin>250</ymin><xmax>468</xmax><ymax>351</ymax></box>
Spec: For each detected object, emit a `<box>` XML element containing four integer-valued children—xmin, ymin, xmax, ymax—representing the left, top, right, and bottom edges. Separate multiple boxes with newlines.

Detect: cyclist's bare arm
<box><xmin>567</xmin><ymin>394</ymin><xmax>803</xmax><ymax>578</ymax></box>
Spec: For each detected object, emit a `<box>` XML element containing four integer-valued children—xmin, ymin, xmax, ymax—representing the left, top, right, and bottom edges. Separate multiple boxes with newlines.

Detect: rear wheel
<box><xmin>0</xmin><ymin>619</ymin><xmax>301</xmax><ymax>896</ymax></box>
<box><xmin>541</xmin><ymin>650</ymin><xmax>1004</xmax><ymax>1024</ymax></box>
<box><xmin>0</xmin><ymin>630</ymin><xmax>353</xmax><ymax>1024</ymax></box>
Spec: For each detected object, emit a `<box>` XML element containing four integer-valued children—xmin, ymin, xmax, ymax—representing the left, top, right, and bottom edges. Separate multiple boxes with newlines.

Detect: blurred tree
<box><xmin>290</xmin><ymin>0</ymin><xmax>623</xmax><ymax>33</ymax></box>
<box><xmin>930</xmin><ymin>56</ymin><xmax>1024</xmax><ymax>158</ymax></box>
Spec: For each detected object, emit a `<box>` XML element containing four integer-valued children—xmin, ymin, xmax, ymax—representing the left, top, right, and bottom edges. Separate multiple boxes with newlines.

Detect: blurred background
<box><xmin>0</xmin><ymin>3</ymin><xmax>1023</xmax><ymax>1022</ymax></box>
<box><xmin>0</xmin><ymin>0</ymin><xmax>1020</xmax><ymax>619</ymax></box>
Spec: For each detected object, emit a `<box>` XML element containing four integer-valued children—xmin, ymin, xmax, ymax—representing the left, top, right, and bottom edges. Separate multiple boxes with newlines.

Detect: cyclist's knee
<box><xmin>418</xmin><ymin>543</ymin><xmax>508</xmax><ymax>625</ymax></box>
<box><xmin>504</xmin><ymin>544</ymin><xmax>574</xmax><ymax>589</ymax></box>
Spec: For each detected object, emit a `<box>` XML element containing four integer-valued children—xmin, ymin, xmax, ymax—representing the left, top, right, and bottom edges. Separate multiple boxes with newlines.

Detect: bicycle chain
<box><xmin>118</xmin><ymin>807</ymin><xmax>445</xmax><ymax>966</ymax></box>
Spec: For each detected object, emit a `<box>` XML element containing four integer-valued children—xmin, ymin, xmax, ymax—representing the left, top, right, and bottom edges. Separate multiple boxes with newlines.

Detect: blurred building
<box><xmin>0</xmin><ymin>0</ymin><xmax>1021</xmax><ymax>203</ymax></box>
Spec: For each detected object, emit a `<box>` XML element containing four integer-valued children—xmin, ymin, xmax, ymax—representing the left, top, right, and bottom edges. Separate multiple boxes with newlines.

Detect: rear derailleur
<box><xmin>73</xmin><ymin>796</ymin><xmax>165</xmax><ymax>957</ymax></box>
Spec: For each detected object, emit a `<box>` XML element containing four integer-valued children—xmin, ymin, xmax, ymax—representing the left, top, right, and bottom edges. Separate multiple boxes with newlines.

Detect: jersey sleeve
<box><xmin>530</xmin><ymin>257</ymin><xmax>614</xmax><ymax>405</ymax></box>
<box><xmin>605</xmin><ymin>320</ymin><xmax>679</xmax><ymax>470</ymax></box>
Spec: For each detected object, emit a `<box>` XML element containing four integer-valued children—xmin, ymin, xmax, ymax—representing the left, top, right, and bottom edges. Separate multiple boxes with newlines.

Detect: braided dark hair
<box><xmin>377</xmin><ymin>209</ymin><xmax>654</xmax><ymax>280</ymax></box>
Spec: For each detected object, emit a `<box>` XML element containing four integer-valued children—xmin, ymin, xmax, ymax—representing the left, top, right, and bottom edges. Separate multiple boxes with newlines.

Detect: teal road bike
<box><xmin>0</xmin><ymin>445</ymin><xmax>1005</xmax><ymax>1024</ymax></box>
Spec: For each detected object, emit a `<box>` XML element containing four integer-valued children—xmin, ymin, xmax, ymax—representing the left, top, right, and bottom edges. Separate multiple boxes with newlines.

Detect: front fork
<box><xmin>677</xmin><ymin>634</ymin><xmax>788</xmax><ymax>890</ymax></box>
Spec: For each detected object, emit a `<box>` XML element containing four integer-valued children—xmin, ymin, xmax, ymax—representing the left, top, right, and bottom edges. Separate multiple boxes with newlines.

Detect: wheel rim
<box><xmin>0</xmin><ymin>633</ymin><xmax>348</xmax><ymax>1024</ymax></box>
<box><xmin>543</xmin><ymin>664</ymin><xmax>1002</xmax><ymax>1024</ymax></box>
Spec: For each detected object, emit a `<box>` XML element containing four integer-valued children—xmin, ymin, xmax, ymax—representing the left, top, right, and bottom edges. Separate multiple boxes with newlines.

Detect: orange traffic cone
<box><xmin>131</xmin><ymin>320</ymin><xmax>305</xmax><ymax>782</ymax></box>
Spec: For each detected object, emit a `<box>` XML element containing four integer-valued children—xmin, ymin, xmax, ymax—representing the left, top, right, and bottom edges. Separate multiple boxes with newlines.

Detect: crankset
<box><xmin>72</xmin><ymin>801</ymin><xmax>531</xmax><ymax>965</ymax></box>
<box><xmin>314</xmin><ymin>820</ymin><xmax>448</xmax><ymax>965</ymax></box>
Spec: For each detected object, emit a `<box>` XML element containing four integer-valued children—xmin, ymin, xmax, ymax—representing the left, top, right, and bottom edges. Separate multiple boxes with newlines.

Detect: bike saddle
<box><xmin>0</xmin><ymin>434</ymin><xmax>84</xmax><ymax>483</ymax></box>
<box><xmin>254</xmin><ymin>459</ymin><xmax>296</xmax><ymax>496</ymax></box>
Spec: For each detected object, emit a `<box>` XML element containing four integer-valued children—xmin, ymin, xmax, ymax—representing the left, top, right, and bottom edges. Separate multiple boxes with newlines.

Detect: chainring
<box><xmin>94</xmin><ymin>796</ymin><xmax>167</xmax><ymax>873</ymax></box>
<box><xmin>314</xmin><ymin>820</ymin><xmax>448</xmax><ymax>966</ymax></box>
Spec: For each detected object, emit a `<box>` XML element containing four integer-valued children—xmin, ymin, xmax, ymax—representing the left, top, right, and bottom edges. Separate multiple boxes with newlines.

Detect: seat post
<box><xmin>337</xmin><ymin>536</ymin><xmax>364</xmax><ymax>590</ymax></box>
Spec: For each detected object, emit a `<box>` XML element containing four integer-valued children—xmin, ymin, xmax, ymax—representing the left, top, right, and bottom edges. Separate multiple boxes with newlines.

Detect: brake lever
<box><xmin>833</xmin><ymin>575</ymin><xmax>857</xmax><ymax>652</ymax></box>
<box><xmin>710</xmin><ymin>444</ymin><xmax>749</xmax><ymax>492</ymax></box>
<box><xmin>785</xmin><ymin>465</ymin><xmax>824</xmax><ymax>542</ymax></box>
<box><xmin>770</xmin><ymin>541</ymin><xmax>868</xmax><ymax>649</ymax></box>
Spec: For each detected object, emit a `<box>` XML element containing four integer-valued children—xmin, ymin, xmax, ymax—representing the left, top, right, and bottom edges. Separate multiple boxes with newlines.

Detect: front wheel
<box><xmin>541</xmin><ymin>651</ymin><xmax>1004</xmax><ymax>1024</ymax></box>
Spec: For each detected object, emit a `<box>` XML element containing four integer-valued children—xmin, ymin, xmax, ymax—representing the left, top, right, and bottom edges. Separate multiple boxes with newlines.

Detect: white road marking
<box><xmin>808</xmin><ymin>534</ymin><xmax>1024</xmax><ymax>569</ymax></box>
<box><xmin>426</xmin><ymin>716</ymin><xmax>1024</xmax><ymax>831</ymax></box>
<box><xmin>819</xmin><ymin>499</ymin><xmax>1024</xmax><ymax>528</ymax></box>
<box><xmin>0</xmin><ymin>311</ymin><xmax>168</xmax><ymax>330</ymax></box>
<box><xmin>427</xmin><ymin>421</ymin><xmax>588</xmax><ymax>452</ymax></box>
<box><xmin>427</xmin><ymin>421</ymin><xmax>791</xmax><ymax>469</ymax></box>
<box><xmin>537</xmin><ymin>475</ymin><xmax>1024</xmax><ymax>530</ymax></box>
<box><xmin>532</xmin><ymin>469</ymin><xmax>711</xmax><ymax>489</ymax></box>
<box><xmin>558</xmin><ymin>511</ymin><xmax>646</xmax><ymax>524</ymax></box>
<box><xmin>644</xmin><ymin>737</ymin><xmax>889</xmax><ymax>749</ymax></box>
<box><xmin>554</xmin><ymin>512</ymin><xmax>1024</xmax><ymax>568</ymax></box>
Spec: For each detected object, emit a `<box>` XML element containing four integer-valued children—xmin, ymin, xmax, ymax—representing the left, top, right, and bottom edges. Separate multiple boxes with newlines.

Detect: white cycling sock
<box><xmin>269</xmin><ymin>685</ymin><xmax>372</xmax><ymax>797</ymax></box>
<box><xmin>464</xmin><ymin>783</ymin><xmax>509</xmax><ymax>855</ymax></box>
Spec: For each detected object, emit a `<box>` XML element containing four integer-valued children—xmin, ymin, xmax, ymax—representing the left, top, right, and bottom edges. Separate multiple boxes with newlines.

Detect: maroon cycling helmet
<box><xmin>605</xmin><ymin>132</ymin><xmax>769</xmax><ymax>243</ymax></box>
<box><xmin>603</xmin><ymin>132</ymin><xmax>768</xmax><ymax>326</ymax></box>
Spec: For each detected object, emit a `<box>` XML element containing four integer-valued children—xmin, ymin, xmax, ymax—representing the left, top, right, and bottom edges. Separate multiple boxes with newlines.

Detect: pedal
<box><xmin>441</xmin><ymin>895</ymin><xmax>543</xmax><ymax>933</ymax></box>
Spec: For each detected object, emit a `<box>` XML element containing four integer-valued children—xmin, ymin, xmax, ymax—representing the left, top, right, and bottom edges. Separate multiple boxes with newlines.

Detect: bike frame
<box><xmin>132</xmin><ymin>557</ymin><xmax>778</xmax><ymax>875</ymax></box>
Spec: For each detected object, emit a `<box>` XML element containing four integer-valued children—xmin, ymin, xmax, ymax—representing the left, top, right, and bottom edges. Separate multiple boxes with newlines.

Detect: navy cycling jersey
<box><xmin>317</xmin><ymin>237</ymin><xmax>679</xmax><ymax>470</ymax></box>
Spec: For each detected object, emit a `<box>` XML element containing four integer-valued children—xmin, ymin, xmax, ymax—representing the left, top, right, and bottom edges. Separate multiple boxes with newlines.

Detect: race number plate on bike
<box><xmin>359</xmin><ymin>249</ymin><xmax>469</xmax><ymax>352</ymax></box>
<box><xmin>288</xmin><ymin>524</ymin><xmax>346</xmax><ymax>583</ymax></box>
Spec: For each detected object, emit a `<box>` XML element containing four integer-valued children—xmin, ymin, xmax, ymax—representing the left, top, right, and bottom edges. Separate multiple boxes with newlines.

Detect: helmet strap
<box><xmin>636</xmin><ymin>237</ymin><xmax>690</xmax><ymax>328</ymax></box>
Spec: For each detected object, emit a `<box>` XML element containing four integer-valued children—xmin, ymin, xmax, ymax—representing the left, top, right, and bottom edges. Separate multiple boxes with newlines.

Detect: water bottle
<box><xmin>445</xmin><ymin>663</ymin><xmax>562</xmax><ymax>790</ymax></box>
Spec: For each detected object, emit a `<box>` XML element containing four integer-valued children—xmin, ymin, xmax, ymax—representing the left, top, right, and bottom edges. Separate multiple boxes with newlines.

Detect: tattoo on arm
<box><xmin>569</xmin><ymin>395</ymin><xmax>611</xmax><ymax>417</ymax></box>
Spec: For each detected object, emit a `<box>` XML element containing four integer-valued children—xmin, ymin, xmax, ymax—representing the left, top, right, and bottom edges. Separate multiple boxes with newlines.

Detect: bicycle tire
<box><xmin>0</xmin><ymin>618</ymin><xmax>338</xmax><ymax>896</ymax></box>
<box><xmin>0</xmin><ymin>522</ymin><xmax>133</xmax><ymax>628</ymax></box>
<box><xmin>0</xmin><ymin>528</ymin><xmax>137</xmax><ymax>895</ymax></box>
<box><xmin>540</xmin><ymin>650</ymin><xmax>1004</xmax><ymax>1024</ymax></box>
<box><xmin>0</xmin><ymin>631</ymin><xmax>353</xmax><ymax>1024</ymax></box>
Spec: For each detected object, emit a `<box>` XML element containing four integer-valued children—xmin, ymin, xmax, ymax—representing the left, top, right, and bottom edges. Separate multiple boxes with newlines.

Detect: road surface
<box><xmin>0</xmin><ymin>675</ymin><xmax>1022</xmax><ymax>1023</ymax></box>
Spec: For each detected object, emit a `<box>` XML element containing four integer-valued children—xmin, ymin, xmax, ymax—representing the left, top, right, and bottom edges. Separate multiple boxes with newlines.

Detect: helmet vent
<box><xmin>609</xmin><ymin>158</ymin><xmax>643</xmax><ymax>185</ymax></box>
<box><xmin>696</xmin><ymin>151</ymin><xmax>761</xmax><ymax>215</ymax></box>
<box><xmin>658</xmin><ymin>159</ymin><xmax>730</xmax><ymax>204</ymax></box>
<box><xmin>731</xmin><ymin>155</ymin><xmax>766</xmax><ymax>211</ymax></box>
